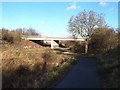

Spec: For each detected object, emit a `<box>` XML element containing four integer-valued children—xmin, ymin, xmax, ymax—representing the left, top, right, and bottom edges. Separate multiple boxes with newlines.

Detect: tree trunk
<box><xmin>85</xmin><ymin>38</ymin><xmax>89</xmax><ymax>54</ymax></box>
<box><xmin>85</xmin><ymin>43</ymin><xmax>88</xmax><ymax>54</ymax></box>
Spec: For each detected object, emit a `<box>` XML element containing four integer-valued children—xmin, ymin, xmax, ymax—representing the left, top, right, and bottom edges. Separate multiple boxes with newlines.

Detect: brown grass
<box><xmin>2</xmin><ymin>42</ymin><xmax>71</xmax><ymax>88</ymax></box>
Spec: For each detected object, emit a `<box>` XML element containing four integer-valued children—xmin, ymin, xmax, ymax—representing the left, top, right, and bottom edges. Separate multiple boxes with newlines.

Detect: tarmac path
<box><xmin>55</xmin><ymin>56</ymin><xmax>102</xmax><ymax>88</ymax></box>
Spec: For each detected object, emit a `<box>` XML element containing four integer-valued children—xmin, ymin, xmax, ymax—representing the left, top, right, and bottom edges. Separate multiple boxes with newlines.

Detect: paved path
<box><xmin>55</xmin><ymin>56</ymin><xmax>102</xmax><ymax>88</ymax></box>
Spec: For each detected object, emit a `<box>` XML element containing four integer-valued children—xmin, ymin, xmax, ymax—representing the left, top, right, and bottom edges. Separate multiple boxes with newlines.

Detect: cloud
<box><xmin>99</xmin><ymin>1</ymin><xmax>108</xmax><ymax>7</ymax></box>
<box><xmin>66</xmin><ymin>2</ymin><xmax>80</xmax><ymax>10</ymax></box>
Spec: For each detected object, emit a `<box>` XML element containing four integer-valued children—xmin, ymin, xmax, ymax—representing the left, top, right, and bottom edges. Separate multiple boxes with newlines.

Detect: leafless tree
<box><xmin>68</xmin><ymin>10</ymin><xmax>105</xmax><ymax>53</ymax></box>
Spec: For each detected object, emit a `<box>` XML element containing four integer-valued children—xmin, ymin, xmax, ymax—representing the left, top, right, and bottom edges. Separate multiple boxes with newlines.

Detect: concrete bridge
<box><xmin>26</xmin><ymin>36</ymin><xmax>85</xmax><ymax>48</ymax></box>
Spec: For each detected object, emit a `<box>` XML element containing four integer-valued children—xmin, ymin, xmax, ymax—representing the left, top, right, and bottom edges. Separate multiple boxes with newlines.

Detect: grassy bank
<box><xmin>96</xmin><ymin>47</ymin><xmax>120</xmax><ymax>88</ymax></box>
<box><xmin>2</xmin><ymin>43</ymin><xmax>78</xmax><ymax>88</ymax></box>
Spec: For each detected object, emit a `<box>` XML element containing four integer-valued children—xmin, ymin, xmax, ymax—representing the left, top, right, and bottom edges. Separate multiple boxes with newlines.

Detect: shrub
<box><xmin>2</xmin><ymin>29</ymin><xmax>14</xmax><ymax>43</ymax></box>
<box><xmin>71</xmin><ymin>41</ymin><xmax>85</xmax><ymax>53</ymax></box>
<box><xmin>96</xmin><ymin>46</ymin><xmax>120</xmax><ymax>88</ymax></box>
<box><xmin>89</xmin><ymin>28</ymin><xmax>118</xmax><ymax>54</ymax></box>
<box><xmin>2</xmin><ymin>28</ymin><xmax>22</xmax><ymax>44</ymax></box>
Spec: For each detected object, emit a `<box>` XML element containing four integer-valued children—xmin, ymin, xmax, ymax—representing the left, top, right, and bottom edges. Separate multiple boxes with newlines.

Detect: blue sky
<box><xmin>2</xmin><ymin>2</ymin><xmax>118</xmax><ymax>37</ymax></box>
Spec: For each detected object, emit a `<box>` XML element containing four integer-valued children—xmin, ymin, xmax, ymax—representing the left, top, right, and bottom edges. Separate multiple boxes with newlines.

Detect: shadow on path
<box><xmin>55</xmin><ymin>56</ymin><xmax>102</xmax><ymax>88</ymax></box>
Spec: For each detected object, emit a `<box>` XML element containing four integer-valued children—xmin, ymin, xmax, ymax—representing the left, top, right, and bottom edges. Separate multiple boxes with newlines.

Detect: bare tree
<box><xmin>22</xmin><ymin>27</ymin><xmax>39</xmax><ymax>35</ymax></box>
<box><xmin>68</xmin><ymin>10</ymin><xmax>106</xmax><ymax>53</ymax></box>
<box><xmin>26</xmin><ymin>28</ymin><xmax>39</xmax><ymax>35</ymax></box>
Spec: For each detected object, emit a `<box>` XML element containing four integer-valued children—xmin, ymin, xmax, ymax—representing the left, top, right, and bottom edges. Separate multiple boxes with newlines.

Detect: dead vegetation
<box><xmin>2</xmin><ymin>43</ymin><xmax>68</xmax><ymax>72</ymax></box>
<box><xmin>2</xmin><ymin>42</ymin><xmax>77</xmax><ymax>88</ymax></box>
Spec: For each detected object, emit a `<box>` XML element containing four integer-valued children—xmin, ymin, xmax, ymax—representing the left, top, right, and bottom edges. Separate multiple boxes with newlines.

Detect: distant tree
<box><xmin>21</xmin><ymin>27</ymin><xmax>40</xmax><ymax>36</ymax></box>
<box><xmin>1</xmin><ymin>27</ymin><xmax>41</xmax><ymax>44</ymax></box>
<box><xmin>22</xmin><ymin>28</ymin><xmax>27</xmax><ymax>35</ymax></box>
<box><xmin>68</xmin><ymin>10</ymin><xmax>106</xmax><ymax>53</ymax></box>
<box><xmin>26</xmin><ymin>28</ymin><xmax>39</xmax><ymax>35</ymax></box>
<box><xmin>16</xmin><ymin>28</ymin><xmax>23</xmax><ymax>34</ymax></box>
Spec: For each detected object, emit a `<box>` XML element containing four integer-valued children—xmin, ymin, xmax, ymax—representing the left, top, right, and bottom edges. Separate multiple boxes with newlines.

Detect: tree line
<box><xmin>1</xmin><ymin>27</ymin><xmax>40</xmax><ymax>44</ymax></box>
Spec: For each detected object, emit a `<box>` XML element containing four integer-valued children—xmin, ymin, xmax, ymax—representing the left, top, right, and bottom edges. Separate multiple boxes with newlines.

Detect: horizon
<box><xmin>2</xmin><ymin>2</ymin><xmax>118</xmax><ymax>37</ymax></box>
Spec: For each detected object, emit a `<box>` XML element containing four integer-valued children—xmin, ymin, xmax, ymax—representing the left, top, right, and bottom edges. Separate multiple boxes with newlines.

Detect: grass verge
<box><xmin>96</xmin><ymin>47</ymin><xmax>120</xmax><ymax>88</ymax></box>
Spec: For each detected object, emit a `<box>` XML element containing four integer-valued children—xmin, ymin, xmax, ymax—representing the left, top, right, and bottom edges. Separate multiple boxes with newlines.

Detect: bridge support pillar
<box><xmin>51</xmin><ymin>40</ymin><xmax>59</xmax><ymax>49</ymax></box>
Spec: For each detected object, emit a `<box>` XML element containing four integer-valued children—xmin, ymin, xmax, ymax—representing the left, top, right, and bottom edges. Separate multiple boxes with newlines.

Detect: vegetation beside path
<box><xmin>2</xmin><ymin>43</ymin><xmax>77</xmax><ymax>88</ymax></box>
<box><xmin>96</xmin><ymin>46</ymin><xmax>120</xmax><ymax>88</ymax></box>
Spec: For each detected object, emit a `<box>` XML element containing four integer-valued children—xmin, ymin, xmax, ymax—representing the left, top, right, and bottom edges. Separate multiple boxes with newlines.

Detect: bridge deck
<box><xmin>26</xmin><ymin>37</ymin><xmax>85</xmax><ymax>41</ymax></box>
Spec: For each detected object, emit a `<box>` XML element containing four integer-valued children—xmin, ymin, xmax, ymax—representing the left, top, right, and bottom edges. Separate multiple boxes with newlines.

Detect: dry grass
<box><xmin>96</xmin><ymin>47</ymin><xmax>120</xmax><ymax>88</ymax></box>
<box><xmin>2</xmin><ymin>44</ymin><xmax>67</xmax><ymax>69</ymax></box>
<box><xmin>2</xmin><ymin>42</ymin><xmax>74</xmax><ymax>88</ymax></box>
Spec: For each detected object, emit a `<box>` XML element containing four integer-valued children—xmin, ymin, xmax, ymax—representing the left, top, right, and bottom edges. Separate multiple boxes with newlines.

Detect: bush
<box><xmin>2</xmin><ymin>28</ymin><xmax>22</xmax><ymax>44</ymax></box>
<box><xmin>96</xmin><ymin>46</ymin><xmax>120</xmax><ymax>88</ymax></box>
<box><xmin>71</xmin><ymin>41</ymin><xmax>85</xmax><ymax>53</ymax></box>
<box><xmin>89</xmin><ymin>28</ymin><xmax>118</xmax><ymax>54</ymax></box>
<box><xmin>63</xmin><ymin>41</ymin><xmax>85</xmax><ymax>53</ymax></box>
<box><xmin>2</xmin><ymin>29</ymin><xmax>14</xmax><ymax>43</ymax></box>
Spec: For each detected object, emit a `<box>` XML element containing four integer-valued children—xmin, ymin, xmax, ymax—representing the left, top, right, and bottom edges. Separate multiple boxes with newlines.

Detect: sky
<box><xmin>1</xmin><ymin>1</ymin><xmax>118</xmax><ymax>37</ymax></box>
